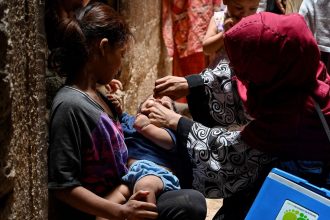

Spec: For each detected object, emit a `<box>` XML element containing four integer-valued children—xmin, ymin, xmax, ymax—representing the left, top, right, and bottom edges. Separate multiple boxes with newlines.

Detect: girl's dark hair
<box><xmin>45</xmin><ymin>0</ymin><xmax>61</xmax><ymax>50</ymax></box>
<box><xmin>48</xmin><ymin>2</ymin><xmax>132</xmax><ymax>80</ymax></box>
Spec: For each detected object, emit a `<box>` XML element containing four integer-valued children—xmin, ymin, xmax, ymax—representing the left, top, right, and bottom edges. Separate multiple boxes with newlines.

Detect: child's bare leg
<box><xmin>95</xmin><ymin>184</ymin><xmax>130</xmax><ymax>220</ymax></box>
<box><xmin>133</xmin><ymin>175</ymin><xmax>164</xmax><ymax>204</ymax></box>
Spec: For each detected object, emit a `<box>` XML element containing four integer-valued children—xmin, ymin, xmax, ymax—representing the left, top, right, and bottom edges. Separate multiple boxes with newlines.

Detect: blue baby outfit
<box><xmin>120</xmin><ymin>113</ymin><xmax>180</xmax><ymax>191</ymax></box>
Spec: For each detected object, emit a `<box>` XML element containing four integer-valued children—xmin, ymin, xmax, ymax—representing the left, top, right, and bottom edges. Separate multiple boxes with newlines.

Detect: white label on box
<box><xmin>276</xmin><ymin>200</ymin><xmax>319</xmax><ymax>220</ymax></box>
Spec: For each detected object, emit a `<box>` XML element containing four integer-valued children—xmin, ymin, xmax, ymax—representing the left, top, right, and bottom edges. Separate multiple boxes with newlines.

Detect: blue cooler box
<box><xmin>246</xmin><ymin>168</ymin><xmax>330</xmax><ymax>220</ymax></box>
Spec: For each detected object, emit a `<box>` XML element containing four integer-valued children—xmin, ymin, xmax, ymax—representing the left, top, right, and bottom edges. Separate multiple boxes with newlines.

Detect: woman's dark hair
<box><xmin>48</xmin><ymin>2</ymin><xmax>132</xmax><ymax>80</ymax></box>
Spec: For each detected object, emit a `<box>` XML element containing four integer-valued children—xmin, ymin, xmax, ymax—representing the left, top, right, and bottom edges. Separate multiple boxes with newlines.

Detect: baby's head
<box><xmin>138</xmin><ymin>95</ymin><xmax>177</xmax><ymax>113</ymax></box>
<box><xmin>224</xmin><ymin>0</ymin><xmax>260</xmax><ymax>21</ymax></box>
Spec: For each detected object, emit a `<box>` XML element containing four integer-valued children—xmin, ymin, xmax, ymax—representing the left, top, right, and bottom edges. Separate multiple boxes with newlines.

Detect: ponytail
<box><xmin>48</xmin><ymin>17</ymin><xmax>88</xmax><ymax>80</ymax></box>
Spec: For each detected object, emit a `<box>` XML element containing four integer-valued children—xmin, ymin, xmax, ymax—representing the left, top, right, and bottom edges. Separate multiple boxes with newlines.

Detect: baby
<box><xmin>101</xmin><ymin>81</ymin><xmax>182</xmax><ymax>205</ymax></box>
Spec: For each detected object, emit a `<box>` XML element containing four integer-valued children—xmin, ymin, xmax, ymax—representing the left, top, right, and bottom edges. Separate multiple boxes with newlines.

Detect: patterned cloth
<box><xmin>186</xmin><ymin>121</ymin><xmax>273</xmax><ymax>198</ymax></box>
<box><xmin>162</xmin><ymin>0</ymin><xmax>221</xmax><ymax>58</ymax></box>
<box><xmin>162</xmin><ymin>0</ymin><xmax>222</xmax><ymax>102</ymax></box>
<box><xmin>176</xmin><ymin>62</ymin><xmax>274</xmax><ymax>198</ymax></box>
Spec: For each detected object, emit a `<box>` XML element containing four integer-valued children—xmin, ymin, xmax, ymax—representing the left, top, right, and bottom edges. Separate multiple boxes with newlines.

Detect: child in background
<box><xmin>203</xmin><ymin>0</ymin><xmax>260</xmax><ymax>68</ymax></box>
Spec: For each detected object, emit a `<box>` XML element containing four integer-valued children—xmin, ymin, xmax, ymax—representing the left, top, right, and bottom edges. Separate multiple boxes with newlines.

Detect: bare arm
<box><xmin>53</xmin><ymin>186</ymin><xmax>158</xmax><ymax>220</ymax></box>
<box><xmin>202</xmin><ymin>15</ymin><xmax>225</xmax><ymax>55</ymax></box>
<box><xmin>134</xmin><ymin>113</ymin><xmax>175</xmax><ymax>150</ymax></box>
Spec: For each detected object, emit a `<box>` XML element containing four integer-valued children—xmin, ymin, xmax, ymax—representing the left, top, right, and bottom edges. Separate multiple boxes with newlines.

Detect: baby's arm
<box><xmin>134</xmin><ymin>114</ymin><xmax>175</xmax><ymax>150</ymax></box>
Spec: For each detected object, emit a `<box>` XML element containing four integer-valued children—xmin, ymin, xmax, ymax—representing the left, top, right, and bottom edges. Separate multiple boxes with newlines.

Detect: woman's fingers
<box><xmin>154</xmin><ymin>82</ymin><xmax>171</xmax><ymax>97</ymax></box>
<box><xmin>154</xmin><ymin>76</ymin><xmax>189</xmax><ymax>99</ymax></box>
<box><xmin>154</xmin><ymin>75</ymin><xmax>171</xmax><ymax>86</ymax></box>
<box><xmin>140</xmin><ymin>101</ymin><xmax>181</xmax><ymax>130</ymax></box>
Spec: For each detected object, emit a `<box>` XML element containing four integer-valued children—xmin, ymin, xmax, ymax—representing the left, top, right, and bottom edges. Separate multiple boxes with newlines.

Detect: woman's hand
<box><xmin>122</xmin><ymin>190</ymin><xmax>158</xmax><ymax>220</ymax></box>
<box><xmin>153</xmin><ymin>76</ymin><xmax>189</xmax><ymax>100</ymax></box>
<box><xmin>141</xmin><ymin>100</ymin><xmax>182</xmax><ymax>131</ymax></box>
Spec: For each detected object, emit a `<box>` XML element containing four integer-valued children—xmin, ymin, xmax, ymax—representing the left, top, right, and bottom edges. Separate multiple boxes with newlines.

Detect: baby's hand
<box><xmin>134</xmin><ymin>113</ymin><xmax>151</xmax><ymax>132</ymax></box>
<box><xmin>108</xmin><ymin>93</ymin><xmax>123</xmax><ymax>116</ymax></box>
<box><xmin>105</xmin><ymin>79</ymin><xmax>123</xmax><ymax>94</ymax></box>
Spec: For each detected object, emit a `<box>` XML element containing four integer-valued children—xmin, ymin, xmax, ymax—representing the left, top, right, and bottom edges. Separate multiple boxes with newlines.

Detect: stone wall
<box><xmin>119</xmin><ymin>0</ymin><xmax>171</xmax><ymax>114</ymax></box>
<box><xmin>0</xmin><ymin>0</ymin><xmax>48</xmax><ymax>219</ymax></box>
<box><xmin>0</xmin><ymin>0</ymin><xmax>168</xmax><ymax>219</ymax></box>
<box><xmin>0</xmin><ymin>0</ymin><xmax>13</xmax><ymax>218</ymax></box>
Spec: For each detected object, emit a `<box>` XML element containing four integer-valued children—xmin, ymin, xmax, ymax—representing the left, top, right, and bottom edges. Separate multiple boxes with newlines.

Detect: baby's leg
<box><xmin>95</xmin><ymin>184</ymin><xmax>130</xmax><ymax>220</ymax></box>
<box><xmin>133</xmin><ymin>175</ymin><xmax>164</xmax><ymax>204</ymax></box>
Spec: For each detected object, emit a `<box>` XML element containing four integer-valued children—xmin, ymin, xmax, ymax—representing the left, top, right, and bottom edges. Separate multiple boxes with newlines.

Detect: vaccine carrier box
<box><xmin>245</xmin><ymin>168</ymin><xmax>330</xmax><ymax>220</ymax></box>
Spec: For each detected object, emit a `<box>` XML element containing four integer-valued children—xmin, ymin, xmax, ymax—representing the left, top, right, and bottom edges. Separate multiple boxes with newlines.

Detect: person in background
<box><xmin>299</xmin><ymin>0</ymin><xmax>330</xmax><ymax>72</ymax></box>
<box><xmin>257</xmin><ymin>0</ymin><xmax>287</xmax><ymax>14</ymax></box>
<box><xmin>144</xmin><ymin>12</ymin><xmax>330</xmax><ymax>219</ymax></box>
<box><xmin>258</xmin><ymin>0</ymin><xmax>302</xmax><ymax>14</ymax></box>
<box><xmin>48</xmin><ymin>2</ymin><xmax>206</xmax><ymax>220</ymax></box>
<box><xmin>162</xmin><ymin>0</ymin><xmax>221</xmax><ymax>103</ymax></box>
<box><xmin>203</xmin><ymin>0</ymin><xmax>260</xmax><ymax>68</ymax></box>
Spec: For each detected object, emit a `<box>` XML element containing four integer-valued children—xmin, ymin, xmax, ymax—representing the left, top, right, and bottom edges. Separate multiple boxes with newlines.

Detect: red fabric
<box><xmin>224</xmin><ymin>12</ymin><xmax>330</xmax><ymax>159</ymax></box>
<box><xmin>162</xmin><ymin>0</ymin><xmax>221</xmax><ymax>102</ymax></box>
